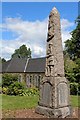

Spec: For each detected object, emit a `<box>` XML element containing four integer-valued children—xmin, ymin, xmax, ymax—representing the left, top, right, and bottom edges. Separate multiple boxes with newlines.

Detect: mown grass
<box><xmin>1</xmin><ymin>94</ymin><xmax>80</xmax><ymax>110</ymax></box>
<box><xmin>70</xmin><ymin>95</ymin><xmax>80</xmax><ymax>108</ymax></box>
<box><xmin>2</xmin><ymin>94</ymin><xmax>39</xmax><ymax>110</ymax></box>
<box><xmin>0</xmin><ymin>94</ymin><xmax>2</xmax><ymax>109</ymax></box>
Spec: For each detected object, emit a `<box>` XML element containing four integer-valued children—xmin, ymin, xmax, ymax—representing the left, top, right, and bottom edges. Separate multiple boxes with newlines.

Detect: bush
<box><xmin>2</xmin><ymin>74</ymin><xmax>18</xmax><ymax>87</ymax></box>
<box><xmin>70</xmin><ymin>82</ymin><xmax>78</xmax><ymax>95</ymax></box>
<box><xmin>2</xmin><ymin>74</ymin><xmax>39</xmax><ymax>96</ymax></box>
<box><xmin>22</xmin><ymin>87</ymin><xmax>39</xmax><ymax>96</ymax></box>
<box><xmin>7</xmin><ymin>82</ymin><xmax>24</xmax><ymax>95</ymax></box>
<box><xmin>0</xmin><ymin>87</ymin><xmax>2</xmax><ymax>94</ymax></box>
<box><xmin>2</xmin><ymin>87</ymin><xmax>8</xmax><ymax>94</ymax></box>
<box><xmin>6</xmin><ymin>83</ymin><xmax>39</xmax><ymax>96</ymax></box>
<box><xmin>78</xmin><ymin>83</ymin><xmax>80</xmax><ymax>95</ymax></box>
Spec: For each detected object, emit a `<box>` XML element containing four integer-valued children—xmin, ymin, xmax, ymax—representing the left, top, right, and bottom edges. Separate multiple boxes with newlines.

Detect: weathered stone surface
<box><xmin>46</xmin><ymin>7</ymin><xmax>64</xmax><ymax>77</ymax></box>
<box><xmin>35</xmin><ymin>106</ymin><xmax>71</xmax><ymax>118</ymax></box>
<box><xmin>36</xmin><ymin>7</ymin><xmax>71</xmax><ymax>118</ymax></box>
<box><xmin>57</xmin><ymin>82</ymin><xmax>69</xmax><ymax>107</ymax></box>
<box><xmin>39</xmin><ymin>82</ymin><xmax>52</xmax><ymax>107</ymax></box>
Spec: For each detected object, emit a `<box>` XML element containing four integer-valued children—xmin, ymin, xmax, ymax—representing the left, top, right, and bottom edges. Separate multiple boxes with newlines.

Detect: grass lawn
<box><xmin>1</xmin><ymin>94</ymin><xmax>80</xmax><ymax>118</ymax></box>
<box><xmin>1</xmin><ymin>94</ymin><xmax>80</xmax><ymax>110</ymax></box>
<box><xmin>2</xmin><ymin>94</ymin><xmax>39</xmax><ymax>110</ymax></box>
<box><xmin>0</xmin><ymin>94</ymin><xmax>2</xmax><ymax>109</ymax></box>
<box><xmin>70</xmin><ymin>95</ymin><xmax>80</xmax><ymax>108</ymax></box>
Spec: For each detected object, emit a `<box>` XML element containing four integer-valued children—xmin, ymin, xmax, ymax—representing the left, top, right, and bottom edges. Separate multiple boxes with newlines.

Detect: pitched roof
<box><xmin>2</xmin><ymin>60</ymin><xmax>11</xmax><ymax>73</ymax></box>
<box><xmin>1</xmin><ymin>57</ymin><xmax>46</xmax><ymax>73</ymax></box>
<box><xmin>2</xmin><ymin>58</ymin><xmax>27</xmax><ymax>73</ymax></box>
<box><xmin>26</xmin><ymin>57</ymin><xmax>46</xmax><ymax>73</ymax></box>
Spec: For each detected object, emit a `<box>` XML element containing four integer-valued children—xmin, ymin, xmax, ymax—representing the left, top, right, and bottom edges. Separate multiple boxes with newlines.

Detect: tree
<box><xmin>64</xmin><ymin>16</ymin><xmax>80</xmax><ymax>94</ymax></box>
<box><xmin>11</xmin><ymin>45</ymin><xmax>31</xmax><ymax>59</ymax></box>
<box><xmin>64</xmin><ymin>54</ymin><xmax>77</xmax><ymax>82</ymax></box>
<box><xmin>0</xmin><ymin>57</ymin><xmax>6</xmax><ymax>63</ymax></box>
<box><xmin>65</xmin><ymin>16</ymin><xmax>80</xmax><ymax>60</ymax></box>
<box><xmin>2</xmin><ymin>58</ymin><xmax>6</xmax><ymax>63</ymax></box>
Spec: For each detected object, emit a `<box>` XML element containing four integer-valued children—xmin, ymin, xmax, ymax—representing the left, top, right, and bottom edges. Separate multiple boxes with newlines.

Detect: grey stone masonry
<box><xmin>35</xmin><ymin>7</ymin><xmax>71</xmax><ymax>118</ymax></box>
<box><xmin>45</xmin><ymin>7</ymin><xmax>64</xmax><ymax>77</ymax></box>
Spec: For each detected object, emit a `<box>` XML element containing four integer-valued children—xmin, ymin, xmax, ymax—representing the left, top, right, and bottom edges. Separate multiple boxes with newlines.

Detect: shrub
<box><xmin>22</xmin><ymin>87</ymin><xmax>39</xmax><ymax>96</ymax></box>
<box><xmin>7</xmin><ymin>84</ymin><xmax>39</xmax><ymax>96</ymax></box>
<box><xmin>70</xmin><ymin>82</ymin><xmax>78</xmax><ymax>95</ymax></box>
<box><xmin>7</xmin><ymin>82</ymin><xmax>25</xmax><ymax>95</ymax></box>
<box><xmin>2</xmin><ymin>73</ymin><xmax>39</xmax><ymax>96</ymax></box>
<box><xmin>2</xmin><ymin>87</ymin><xmax>8</xmax><ymax>94</ymax></box>
<box><xmin>78</xmin><ymin>83</ymin><xmax>80</xmax><ymax>95</ymax></box>
<box><xmin>2</xmin><ymin>74</ymin><xmax>18</xmax><ymax>87</ymax></box>
<box><xmin>0</xmin><ymin>87</ymin><xmax>2</xmax><ymax>94</ymax></box>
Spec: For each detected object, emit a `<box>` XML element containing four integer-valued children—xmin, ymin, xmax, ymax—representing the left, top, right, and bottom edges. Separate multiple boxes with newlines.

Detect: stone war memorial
<box><xmin>36</xmin><ymin>7</ymin><xmax>71</xmax><ymax>118</ymax></box>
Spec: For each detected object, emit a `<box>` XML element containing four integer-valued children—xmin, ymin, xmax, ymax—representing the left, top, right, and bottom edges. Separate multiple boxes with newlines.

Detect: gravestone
<box><xmin>35</xmin><ymin>7</ymin><xmax>71</xmax><ymax>118</ymax></box>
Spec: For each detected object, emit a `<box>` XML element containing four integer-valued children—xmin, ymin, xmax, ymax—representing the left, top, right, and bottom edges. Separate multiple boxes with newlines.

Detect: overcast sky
<box><xmin>0</xmin><ymin>2</ymin><xmax>78</xmax><ymax>60</ymax></box>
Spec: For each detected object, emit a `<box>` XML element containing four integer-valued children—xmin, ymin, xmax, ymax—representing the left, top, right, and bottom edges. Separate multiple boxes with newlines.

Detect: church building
<box><xmin>1</xmin><ymin>57</ymin><xmax>46</xmax><ymax>88</ymax></box>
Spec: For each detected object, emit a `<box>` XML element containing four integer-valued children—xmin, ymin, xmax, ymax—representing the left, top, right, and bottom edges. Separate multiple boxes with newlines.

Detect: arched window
<box><xmin>26</xmin><ymin>75</ymin><xmax>30</xmax><ymax>87</ymax></box>
<box><xmin>38</xmin><ymin>75</ymin><xmax>41</xmax><ymax>89</ymax></box>
<box><xmin>34</xmin><ymin>75</ymin><xmax>38</xmax><ymax>87</ymax></box>
<box><xmin>18</xmin><ymin>74</ymin><xmax>22</xmax><ymax>82</ymax></box>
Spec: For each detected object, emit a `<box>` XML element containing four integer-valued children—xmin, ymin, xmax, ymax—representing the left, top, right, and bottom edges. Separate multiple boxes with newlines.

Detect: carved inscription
<box><xmin>57</xmin><ymin>83</ymin><xmax>68</xmax><ymax>107</ymax></box>
<box><xmin>40</xmin><ymin>83</ymin><xmax>52</xmax><ymax>107</ymax></box>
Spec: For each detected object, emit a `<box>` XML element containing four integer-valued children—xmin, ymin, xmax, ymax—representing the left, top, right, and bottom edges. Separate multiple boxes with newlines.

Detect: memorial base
<box><xmin>35</xmin><ymin>105</ymin><xmax>72</xmax><ymax>118</ymax></box>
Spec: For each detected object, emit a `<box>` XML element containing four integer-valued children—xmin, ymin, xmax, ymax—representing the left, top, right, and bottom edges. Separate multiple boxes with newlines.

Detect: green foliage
<box><xmin>2</xmin><ymin>74</ymin><xmax>18</xmax><ymax>87</ymax></box>
<box><xmin>65</xmin><ymin>16</ymin><xmax>80</xmax><ymax>60</ymax></box>
<box><xmin>70</xmin><ymin>82</ymin><xmax>78</xmax><ymax>95</ymax></box>
<box><xmin>2</xmin><ymin>87</ymin><xmax>8</xmax><ymax>94</ymax></box>
<box><xmin>20</xmin><ymin>87</ymin><xmax>39</xmax><ymax>96</ymax></box>
<box><xmin>78</xmin><ymin>83</ymin><xmax>80</xmax><ymax>95</ymax></box>
<box><xmin>0</xmin><ymin>57</ymin><xmax>6</xmax><ymax>63</ymax></box>
<box><xmin>2</xmin><ymin>58</ymin><xmax>6</xmax><ymax>63</ymax></box>
<box><xmin>7</xmin><ymin>84</ymin><xmax>39</xmax><ymax>96</ymax></box>
<box><xmin>70</xmin><ymin>82</ymin><xmax>80</xmax><ymax>95</ymax></box>
<box><xmin>2</xmin><ymin>73</ymin><xmax>39</xmax><ymax>96</ymax></box>
<box><xmin>73</xmin><ymin>66</ymin><xmax>80</xmax><ymax>83</ymax></box>
<box><xmin>11</xmin><ymin>44</ymin><xmax>31</xmax><ymax>59</ymax></box>
<box><xmin>0</xmin><ymin>87</ymin><xmax>2</xmax><ymax>94</ymax></box>
<box><xmin>64</xmin><ymin>16</ymin><xmax>80</xmax><ymax>83</ymax></box>
<box><xmin>7</xmin><ymin>82</ymin><xmax>25</xmax><ymax>95</ymax></box>
<box><xmin>64</xmin><ymin>54</ymin><xmax>80</xmax><ymax>92</ymax></box>
<box><xmin>64</xmin><ymin>54</ymin><xmax>77</xmax><ymax>82</ymax></box>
